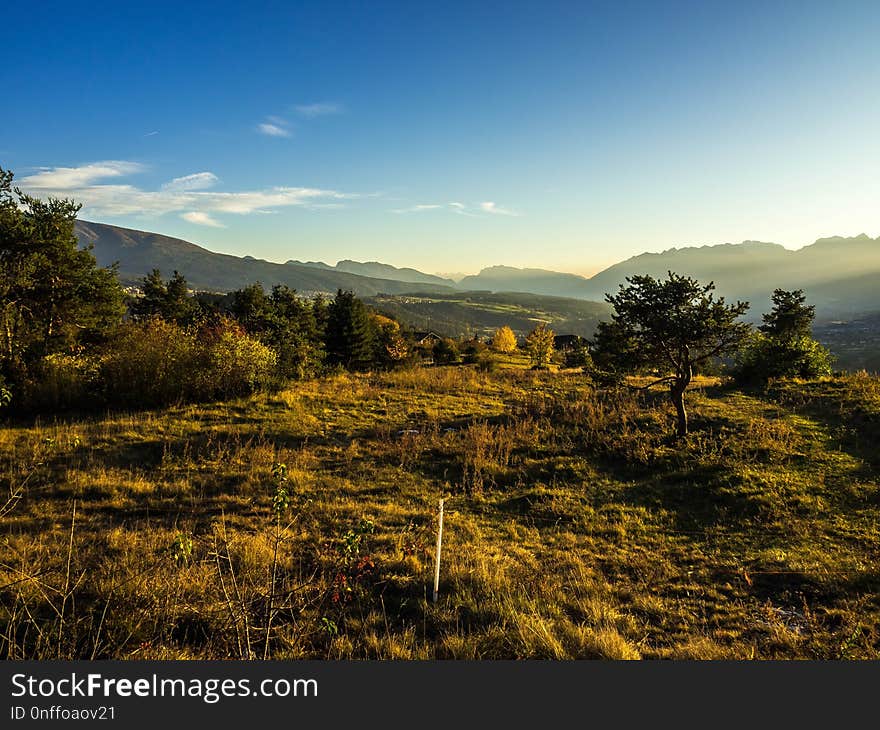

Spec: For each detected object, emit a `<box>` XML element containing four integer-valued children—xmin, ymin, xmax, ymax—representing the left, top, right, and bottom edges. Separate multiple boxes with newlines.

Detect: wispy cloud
<box><xmin>257</xmin><ymin>121</ymin><xmax>291</xmax><ymax>138</ymax></box>
<box><xmin>480</xmin><ymin>201</ymin><xmax>520</xmax><ymax>216</ymax></box>
<box><xmin>295</xmin><ymin>102</ymin><xmax>343</xmax><ymax>118</ymax></box>
<box><xmin>144</xmin><ymin>131</ymin><xmax>159</xmax><ymax>137</ymax></box>
<box><xmin>21</xmin><ymin>161</ymin><xmax>146</xmax><ymax>190</ymax></box>
<box><xmin>19</xmin><ymin>161</ymin><xmax>352</xmax><ymax>222</ymax></box>
<box><xmin>391</xmin><ymin>204</ymin><xmax>443</xmax><ymax>214</ymax></box>
<box><xmin>391</xmin><ymin>200</ymin><xmax>518</xmax><ymax>217</ymax></box>
<box><xmin>162</xmin><ymin>172</ymin><xmax>218</xmax><ymax>192</ymax></box>
<box><xmin>181</xmin><ymin>211</ymin><xmax>224</xmax><ymax>227</ymax></box>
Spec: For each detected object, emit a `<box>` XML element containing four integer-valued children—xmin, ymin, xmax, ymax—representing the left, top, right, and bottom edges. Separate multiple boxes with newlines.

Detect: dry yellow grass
<box><xmin>1</xmin><ymin>367</ymin><xmax>878</xmax><ymax>659</ymax></box>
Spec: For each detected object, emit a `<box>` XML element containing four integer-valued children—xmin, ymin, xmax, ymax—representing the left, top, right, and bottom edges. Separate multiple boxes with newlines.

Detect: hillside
<box><xmin>3</xmin><ymin>366</ymin><xmax>878</xmax><ymax>659</ymax></box>
<box><xmin>366</xmin><ymin>291</ymin><xmax>612</xmax><ymax>339</ymax></box>
<box><xmin>74</xmin><ymin>220</ymin><xmax>455</xmax><ymax>297</ymax></box>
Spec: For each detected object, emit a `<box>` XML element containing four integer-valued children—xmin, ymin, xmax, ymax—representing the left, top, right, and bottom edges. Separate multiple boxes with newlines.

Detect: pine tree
<box><xmin>325</xmin><ymin>290</ymin><xmax>377</xmax><ymax>371</ymax></box>
<box><xmin>603</xmin><ymin>272</ymin><xmax>750</xmax><ymax>437</ymax></box>
<box><xmin>0</xmin><ymin>166</ymin><xmax>124</xmax><ymax>383</ymax></box>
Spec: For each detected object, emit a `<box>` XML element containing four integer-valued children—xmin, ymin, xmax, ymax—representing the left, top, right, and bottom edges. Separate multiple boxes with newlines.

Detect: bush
<box><xmin>476</xmin><ymin>353</ymin><xmax>499</xmax><ymax>373</ymax></box>
<box><xmin>490</xmin><ymin>326</ymin><xmax>518</xmax><ymax>353</ymax></box>
<box><xmin>461</xmin><ymin>339</ymin><xmax>487</xmax><ymax>364</ymax></box>
<box><xmin>23</xmin><ymin>352</ymin><xmax>101</xmax><ymax>410</ymax></box>
<box><xmin>563</xmin><ymin>344</ymin><xmax>593</xmax><ymax>369</ymax></box>
<box><xmin>100</xmin><ymin>318</ymin><xmax>200</xmax><ymax>406</ymax></box>
<box><xmin>99</xmin><ymin>317</ymin><xmax>277</xmax><ymax>407</ymax></box>
<box><xmin>198</xmin><ymin>320</ymin><xmax>277</xmax><ymax>397</ymax></box>
<box><xmin>433</xmin><ymin>338</ymin><xmax>461</xmax><ymax>365</ymax></box>
<box><xmin>734</xmin><ymin>332</ymin><xmax>834</xmax><ymax>384</ymax></box>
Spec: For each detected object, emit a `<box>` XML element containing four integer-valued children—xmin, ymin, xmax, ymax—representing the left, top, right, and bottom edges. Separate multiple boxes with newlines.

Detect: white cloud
<box><xmin>392</xmin><ymin>204</ymin><xmax>443</xmax><ymax>214</ymax></box>
<box><xmin>18</xmin><ymin>161</ymin><xmax>352</xmax><ymax>220</ymax></box>
<box><xmin>391</xmin><ymin>201</ymin><xmax>517</xmax><ymax>217</ymax></box>
<box><xmin>258</xmin><ymin>122</ymin><xmax>291</xmax><ymax>137</ymax></box>
<box><xmin>181</xmin><ymin>211</ymin><xmax>224</xmax><ymax>227</ymax></box>
<box><xmin>162</xmin><ymin>172</ymin><xmax>219</xmax><ymax>191</ymax></box>
<box><xmin>295</xmin><ymin>102</ymin><xmax>343</xmax><ymax>118</ymax></box>
<box><xmin>480</xmin><ymin>201</ymin><xmax>520</xmax><ymax>216</ymax></box>
<box><xmin>20</xmin><ymin>160</ymin><xmax>145</xmax><ymax>190</ymax></box>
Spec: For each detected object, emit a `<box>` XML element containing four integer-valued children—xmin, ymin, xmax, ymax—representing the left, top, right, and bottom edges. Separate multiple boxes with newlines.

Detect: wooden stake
<box><xmin>432</xmin><ymin>498</ymin><xmax>444</xmax><ymax>603</ymax></box>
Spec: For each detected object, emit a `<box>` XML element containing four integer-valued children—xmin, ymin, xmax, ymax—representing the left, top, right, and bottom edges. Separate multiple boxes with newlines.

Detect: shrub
<box><xmin>198</xmin><ymin>320</ymin><xmax>277</xmax><ymax>397</ymax></box>
<box><xmin>734</xmin><ymin>332</ymin><xmax>834</xmax><ymax>384</ymax></box>
<box><xmin>476</xmin><ymin>353</ymin><xmax>499</xmax><ymax>373</ymax></box>
<box><xmin>461</xmin><ymin>339</ymin><xmax>487</xmax><ymax>364</ymax></box>
<box><xmin>100</xmin><ymin>318</ymin><xmax>200</xmax><ymax>406</ymax></box>
<box><xmin>100</xmin><ymin>318</ymin><xmax>277</xmax><ymax>407</ymax></box>
<box><xmin>23</xmin><ymin>351</ymin><xmax>101</xmax><ymax>410</ymax></box>
<box><xmin>433</xmin><ymin>338</ymin><xmax>461</xmax><ymax>365</ymax></box>
<box><xmin>563</xmin><ymin>343</ymin><xmax>593</xmax><ymax>370</ymax></box>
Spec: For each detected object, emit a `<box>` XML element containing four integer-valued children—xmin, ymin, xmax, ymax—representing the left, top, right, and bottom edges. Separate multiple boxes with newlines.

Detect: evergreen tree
<box><xmin>325</xmin><ymin>289</ymin><xmax>377</xmax><ymax>371</ymax></box>
<box><xmin>602</xmin><ymin>272</ymin><xmax>750</xmax><ymax>437</ymax></box>
<box><xmin>0</xmin><ymin>166</ymin><xmax>124</xmax><ymax>385</ymax></box>
<box><xmin>132</xmin><ymin>269</ymin><xmax>196</xmax><ymax>324</ymax></box>
<box><xmin>736</xmin><ymin>289</ymin><xmax>832</xmax><ymax>383</ymax></box>
<box><xmin>759</xmin><ymin>289</ymin><xmax>815</xmax><ymax>341</ymax></box>
<box><xmin>164</xmin><ymin>271</ymin><xmax>197</xmax><ymax>324</ymax></box>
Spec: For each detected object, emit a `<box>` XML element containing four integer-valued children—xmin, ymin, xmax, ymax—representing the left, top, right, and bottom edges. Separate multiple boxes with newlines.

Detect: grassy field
<box><xmin>1</xmin><ymin>361</ymin><xmax>879</xmax><ymax>659</ymax></box>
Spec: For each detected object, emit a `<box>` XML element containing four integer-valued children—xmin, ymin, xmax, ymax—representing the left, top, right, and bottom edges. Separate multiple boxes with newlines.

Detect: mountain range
<box><xmin>75</xmin><ymin>221</ymin><xmax>453</xmax><ymax>297</ymax></box>
<box><xmin>74</xmin><ymin>220</ymin><xmax>880</xmax><ymax>321</ymax></box>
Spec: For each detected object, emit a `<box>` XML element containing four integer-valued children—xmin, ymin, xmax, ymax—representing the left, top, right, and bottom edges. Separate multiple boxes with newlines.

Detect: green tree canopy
<box><xmin>0</xmin><ymin>166</ymin><xmax>124</xmax><ymax>386</ymax></box>
<box><xmin>759</xmin><ymin>289</ymin><xmax>815</xmax><ymax>341</ymax></box>
<box><xmin>601</xmin><ymin>272</ymin><xmax>751</xmax><ymax>437</ymax></box>
<box><xmin>131</xmin><ymin>269</ymin><xmax>197</xmax><ymax>324</ymax></box>
<box><xmin>524</xmin><ymin>323</ymin><xmax>555</xmax><ymax>369</ymax></box>
<box><xmin>736</xmin><ymin>289</ymin><xmax>832</xmax><ymax>383</ymax></box>
<box><xmin>325</xmin><ymin>289</ymin><xmax>378</xmax><ymax>371</ymax></box>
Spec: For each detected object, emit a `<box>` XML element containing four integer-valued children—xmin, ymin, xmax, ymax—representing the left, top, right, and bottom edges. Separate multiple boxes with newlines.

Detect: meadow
<box><xmin>1</xmin><ymin>359</ymin><xmax>878</xmax><ymax>659</ymax></box>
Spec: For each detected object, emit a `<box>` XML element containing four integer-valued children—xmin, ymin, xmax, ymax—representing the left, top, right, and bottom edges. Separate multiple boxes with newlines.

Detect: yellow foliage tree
<box><xmin>524</xmin><ymin>324</ymin><xmax>555</xmax><ymax>369</ymax></box>
<box><xmin>491</xmin><ymin>325</ymin><xmax>518</xmax><ymax>353</ymax></box>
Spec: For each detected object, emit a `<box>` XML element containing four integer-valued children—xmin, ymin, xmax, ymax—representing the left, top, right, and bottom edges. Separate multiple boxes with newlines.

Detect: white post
<box><xmin>432</xmin><ymin>498</ymin><xmax>444</xmax><ymax>603</ymax></box>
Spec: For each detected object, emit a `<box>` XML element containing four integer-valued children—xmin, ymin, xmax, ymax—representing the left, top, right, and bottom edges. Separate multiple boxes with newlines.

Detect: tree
<box><xmin>603</xmin><ymin>272</ymin><xmax>750</xmax><ymax>437</ymax></box>
<box><xmin>524</xmin><ymin>324</ymin><xmax>555</xmax><ymax>369</ymax></box>
<box><xmin>373</xmin><ymin>314</ymin><xmax>409</xmax><ymax>367</ymax></box>
<box><xmin>325</xmin><ymin>290</ymin><xmax>378</xmax><ymax>371</ymax></box>
<box><xmin>432</xmin><ymin>337</ymin><xmax>460</xmax><ymax>365</ymax></box>
<box><xmin>759</xmin><ymin>289</ymin><xmax>815</xmax><ymax>341</ymax></box>
<box><xmin>132</xmin><ymin>269</ymin><xmax>196</xmax><ymax>324</ymax></box>
<box><xmin>0</xmin><ymin>166</ymin><xmax>124</xmax><ymax>388</ymax></box>
<box><xmin>735</xmin><ymin>290</ymin><xmax>832</xmax><ymax>383</ymax></box>
<box><xmin>491</xmin><ymin>325</ymin><xmax>518</xmax><ymax>353</ymax></box>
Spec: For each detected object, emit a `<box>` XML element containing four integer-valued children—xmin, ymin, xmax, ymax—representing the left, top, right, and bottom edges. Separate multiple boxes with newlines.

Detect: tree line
<box><xmin>0</xmin><ymin>166</ymin><xmax>421</xmax><ymax>411</ymax></box>
<box><xmin>1</xmin><ymin>164</ymin><xmax>834</xmax><ymax>432</ymax></box>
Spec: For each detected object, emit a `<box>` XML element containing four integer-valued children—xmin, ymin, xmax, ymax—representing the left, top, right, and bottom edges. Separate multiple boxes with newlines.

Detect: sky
<box><xmin>3</xmin><ymin>0</ymin><xmax>880</xmax><ymax>277</ymax></box>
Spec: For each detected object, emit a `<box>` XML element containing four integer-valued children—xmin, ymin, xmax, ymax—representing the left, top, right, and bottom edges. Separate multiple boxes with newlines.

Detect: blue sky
<box><xmin>3</xmin><ymin>0</ymin><xmax>879</xmax><ymax>276</ymax></box>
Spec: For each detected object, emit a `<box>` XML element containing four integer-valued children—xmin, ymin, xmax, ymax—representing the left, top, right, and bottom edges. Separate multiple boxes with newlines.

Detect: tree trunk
<box><xmin>671</xmin><ymin>385</ymin><xmax>688</xmax><ymax>437</ymax></box>
<box><xmin>670</xmin><ymin>362</ymin><xmax>693</xmax><ymax>438</ymax></box>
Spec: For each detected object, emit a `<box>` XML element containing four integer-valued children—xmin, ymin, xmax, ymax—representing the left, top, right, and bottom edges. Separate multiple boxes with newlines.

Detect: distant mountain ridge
<box><xmin>75</xmin><ymin>220</ymin><xmax>454</xmax><ymax>297</ymax></box>
<box><xmin>75</xmin><ymin>219</ymin><xmax>880</xmax><ymax>319</ymax></box>
<box><xmin>457</xmin><ymin>265</ymin><xmax>593</xmax><ymax>299</ymax></box>
<box><xmin>461</xmin><ymin>236</ymin><xmax>880</xmax><ymax>318</ymax></box>
<box><xmin>288</xmin><ymin>258</ymin><xmax>455</xmax><ymax>286</ymax></box>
